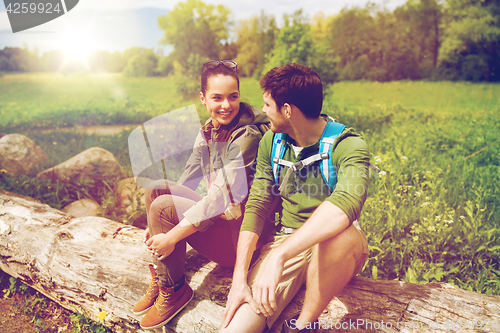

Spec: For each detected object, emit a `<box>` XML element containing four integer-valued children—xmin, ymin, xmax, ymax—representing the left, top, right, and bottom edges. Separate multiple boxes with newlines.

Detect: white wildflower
<box><xmin>415</xmin><ymin>191</ymin><xmax>422</xmax><ymax>197</ymax></box>
<box><xmin>427</xmin><ymin>226</ymin><xmax>436</xmax><ymax>232</ymax></box>
<box><xmin>374</xmin><ymin>156</ymin><xmax>382</xmax><ymax>163</ymax></box>
<box><xmin>379</xmin><ymin>171</ymin><xmax>387</xmax><ymax>177</ymax></box>
<box><xmin>401</xmin><ymin>156</ymin><xmax>408</xmax><ymax>163</ymax></box>
<box><xmin>413</xmin><ymin>236</ymin><xmax>419</xmax><ymax>241</ymax></box>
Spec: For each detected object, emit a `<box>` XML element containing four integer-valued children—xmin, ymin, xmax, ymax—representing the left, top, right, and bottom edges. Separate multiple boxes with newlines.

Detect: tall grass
<box><xmin>324</xmin><ymin>81</ymin><xmax>500</xmax><ymax>294</ymax></box>
<box><xmin>0</xmin><ymin>74</ymin><xmax>498</xmax><ymax>295</ymax></box>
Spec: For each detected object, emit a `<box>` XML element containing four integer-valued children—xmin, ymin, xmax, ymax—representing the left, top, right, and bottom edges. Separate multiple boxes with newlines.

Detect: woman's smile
<box><xmin>200</xmin><ymin>74</ymin><xmax>241</xmax><ymax>128</ymax></box>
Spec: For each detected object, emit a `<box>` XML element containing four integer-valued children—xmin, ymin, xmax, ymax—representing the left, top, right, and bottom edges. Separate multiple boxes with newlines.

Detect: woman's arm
<box><xmin>177</xmin><ymin>133</ymin><xmax>206</xmax><ymax>191</ymax></box>
<box><xmin>145</xmin><ymin>218</ymin><xmax>197</xmax><ymax>260</ymax></box>
<box><xmin>183</xmin><ymin>127</ymin><xmax>262</xmax><ymax>231</ymax></box>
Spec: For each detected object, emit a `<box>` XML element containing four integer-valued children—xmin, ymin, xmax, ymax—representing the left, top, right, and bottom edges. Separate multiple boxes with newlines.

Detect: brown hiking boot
<box><xmin>133</xmin><ymin>264</ymin><xmax>159</xmax><ymax>315</ymax></box>
<box><xmin>140</xmin><ymin>282</ymin><xmax>194</xmax><ymax>330</ymax></box>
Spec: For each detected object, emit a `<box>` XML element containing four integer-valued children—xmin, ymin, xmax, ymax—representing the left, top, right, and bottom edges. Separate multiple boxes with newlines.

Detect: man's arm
<box><xmin>252</xmin><ymin>133</ymin><xmax>370</xmax><ymax>316</ymax></box>
<box><xmin>222</xmin><ymin>131</ymin><xmax>279</xmax><ymax>326</ymax></box>
<box><xmin>222</xmin><ymin>230</ymin><xmax>261</xmax><ymax>328</ymax></box>
<box><xmin>252</xmin><ymin>201</ymin><xmax>349</xmax><ymax>316</ymax></box>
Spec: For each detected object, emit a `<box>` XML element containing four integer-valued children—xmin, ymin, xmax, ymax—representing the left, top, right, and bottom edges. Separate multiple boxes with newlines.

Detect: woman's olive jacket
<box><xmin>178</xmin><ymin>103</ymin><xmax>270</xmax><ymax>231</ymax></box>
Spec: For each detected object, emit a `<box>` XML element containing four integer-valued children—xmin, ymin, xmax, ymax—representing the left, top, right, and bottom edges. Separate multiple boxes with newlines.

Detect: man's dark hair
<box><xmin>260</xmin><ymin>63</ymin><xmax>323</xmax><ymax>119</ymax></box>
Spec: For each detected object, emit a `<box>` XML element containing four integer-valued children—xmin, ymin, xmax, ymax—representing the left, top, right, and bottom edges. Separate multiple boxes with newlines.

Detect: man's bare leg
<box><xmin>295</xmin><ymin>224</ymin><xmax>365</xmax><ymax>328</ymax></box>
<box><xmin>219</xmin><ymin>303</ymin><xmax>267</xmax><ymax>333</ymax></box>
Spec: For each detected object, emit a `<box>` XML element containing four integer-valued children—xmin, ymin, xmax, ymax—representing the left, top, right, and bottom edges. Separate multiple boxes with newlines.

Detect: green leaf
<box><xmin>372</xmin><ymin>265</ymin><xmax>378</xmax><ymax>279</ymax></box>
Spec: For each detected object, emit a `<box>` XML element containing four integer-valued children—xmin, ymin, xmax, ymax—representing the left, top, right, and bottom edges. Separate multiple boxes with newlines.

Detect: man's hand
<box><xmin>222</xmin><ymin>281</ymin><xmax>260</xmax><ymax>328</ymax></box>
<box><xmin>252</xmin><ymin>251</ymin><xmax>285</xmax><ymax>317</ymax></box>
<box><xmin>146</xmin><ymin>233</ymin><xmax>175</xmax><ymax>260</ymax></box>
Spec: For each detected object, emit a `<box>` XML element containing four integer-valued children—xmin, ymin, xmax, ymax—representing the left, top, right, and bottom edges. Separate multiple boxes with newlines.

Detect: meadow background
<box><xmin>0</xmin><ymin>74</ymin><xmax>499</xmax><ymax>297</ymax></box>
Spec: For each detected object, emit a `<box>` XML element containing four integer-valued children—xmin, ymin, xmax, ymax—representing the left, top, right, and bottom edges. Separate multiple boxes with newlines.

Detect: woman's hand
<box><xmin>146</xmin><ymin>233</ymin><xmax>176</xmax><ymax>260</ymax></box>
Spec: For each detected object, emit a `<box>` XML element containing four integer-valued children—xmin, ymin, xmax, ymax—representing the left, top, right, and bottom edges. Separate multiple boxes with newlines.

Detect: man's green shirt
<box><xmin>241</xmin><ymin>127</ymin><xmax>370</xmax><ymax>237</ymax></box>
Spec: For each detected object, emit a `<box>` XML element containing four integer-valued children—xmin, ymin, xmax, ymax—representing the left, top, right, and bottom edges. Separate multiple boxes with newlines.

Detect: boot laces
<box><xmin>155</xmin><ymin>288</ymin><xmax>173</xmax><ymax>313</ymax></box>
<box><xmin>146</xmin><ymin>276</ymin><xmax>159</xmax><ymax>299</ymax></box>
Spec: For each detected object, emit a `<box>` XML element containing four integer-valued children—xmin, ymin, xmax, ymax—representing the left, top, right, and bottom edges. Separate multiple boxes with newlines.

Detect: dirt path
<box><xmin>33</xmin><ymin>124</ymin><xmax>140</xmax><ymax>136</ymax></box>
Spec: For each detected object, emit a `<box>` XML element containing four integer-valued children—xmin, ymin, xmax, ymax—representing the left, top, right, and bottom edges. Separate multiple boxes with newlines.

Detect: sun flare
<box><xmin>61</xmin><ymin>31</ymin><xmax>95</xmax><ymax>62</ymax></box>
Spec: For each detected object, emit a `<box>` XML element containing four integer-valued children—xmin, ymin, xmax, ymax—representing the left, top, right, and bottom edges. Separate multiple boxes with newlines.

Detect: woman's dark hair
<box><xmin>200</xmin><ymin>63</ymin><xmax>240</xmax><ymax>96</ymax></box>
<box><xmin>260</xmin><ymin>63</ymin><xmax>323</xmax><ymax>119</ymax></box>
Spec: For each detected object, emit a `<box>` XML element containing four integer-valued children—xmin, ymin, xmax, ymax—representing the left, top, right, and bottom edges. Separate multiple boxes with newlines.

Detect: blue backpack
<box><xmin>270</xmin><ymin>121</ymin><xmax>346</xmax><ymax>194</ymax></box>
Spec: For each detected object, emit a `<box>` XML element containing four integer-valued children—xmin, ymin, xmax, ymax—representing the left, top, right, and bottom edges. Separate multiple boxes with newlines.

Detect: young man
<box><xmin>220</xmin><ymin>63</ymin><xmax>370</xmax><ymax>333</ymax></box>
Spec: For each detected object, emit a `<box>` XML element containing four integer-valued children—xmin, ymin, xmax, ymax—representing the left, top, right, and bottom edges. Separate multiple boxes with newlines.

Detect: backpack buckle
<box><xmin>292</xmin><ymin>161</ymin><xmax>303</xmax><ymax>171</ymax></box>
<box><xmin>279</xmin><ymin>225</ymin><xmax>295</xmax><ymax>234</ymax></box>
<box><xmin>320</xmin><ymin>152</ymin><xmax>329</xmax><ymax>159</ymax></box>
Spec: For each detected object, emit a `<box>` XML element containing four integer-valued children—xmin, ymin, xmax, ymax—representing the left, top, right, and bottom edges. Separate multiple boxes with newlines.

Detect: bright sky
<box><xmin>0</xmin><ymin>0</ymin><xmax>407</xmax><ymax>55</ymax></box>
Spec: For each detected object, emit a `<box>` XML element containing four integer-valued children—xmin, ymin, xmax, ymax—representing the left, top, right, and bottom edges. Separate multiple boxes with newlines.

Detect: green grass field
<box><xmin>1</xmin><ymin>73</ymin><xmax>499</xmax><ymax>295</ymax></box>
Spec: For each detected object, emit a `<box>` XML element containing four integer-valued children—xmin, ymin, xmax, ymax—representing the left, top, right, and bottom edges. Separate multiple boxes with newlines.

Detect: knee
<box><xmin>319</xmin><ymin>225</ymin><xmax>363</xmax><ymax>260</ymax></box>
<box><xmin>218</xmin><ymin>304</ymin><xmax>267</xmax><ymax>333</ymax></box>
<box><xmin>148</xmin><ymin>195</ymin><xmax>177</xmax><ymax>229</ymax></box>
<box><xmin>145</xmin><ymin>180</ymin><xmax>170</xmax><ymax>208</ymax></box>
<box><xmin>149</xmin><ymin>196</ymin><xmax>175</xmax><ymax>215</ymax></box>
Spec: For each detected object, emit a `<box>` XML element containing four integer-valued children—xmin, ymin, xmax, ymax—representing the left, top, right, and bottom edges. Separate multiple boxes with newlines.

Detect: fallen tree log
<box><xmin>0</xmin><ymin>189</ymin><xmax>499</xmax><ymax>333</ymax></box>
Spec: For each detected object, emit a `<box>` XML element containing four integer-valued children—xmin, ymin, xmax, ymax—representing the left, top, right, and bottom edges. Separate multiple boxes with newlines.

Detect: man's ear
<box><xmin>283</xmin><ymin>103</ymin><xmax>292</xmax><ymax>119</ymax></box>
<box><xmin>199</xmin><ymin>91</ymin><xmax>206</xmax><ymax>106</ymax></box>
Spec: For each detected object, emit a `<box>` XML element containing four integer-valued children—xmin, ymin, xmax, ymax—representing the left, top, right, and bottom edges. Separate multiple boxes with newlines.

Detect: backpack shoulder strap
<box><xmin>270</xmin><ymin>122</ymin><xmax>345</xmax><ymax>193</ymax></box>
<box><xmin>319</xmin><ymin>121</ymin><xmax>346</xmax><ymax>192</ymax></box>
<box><xmin>270</xmin><ymin>133</ymin><xmax>290</xmax><ymax>185</ymax></box>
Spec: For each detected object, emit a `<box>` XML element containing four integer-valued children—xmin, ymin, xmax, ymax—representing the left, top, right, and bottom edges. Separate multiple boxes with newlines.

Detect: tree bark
<box><xmin>0</xmin><ymin>189</ymin><xmax>499</xmax><ymax>332</ymax></box>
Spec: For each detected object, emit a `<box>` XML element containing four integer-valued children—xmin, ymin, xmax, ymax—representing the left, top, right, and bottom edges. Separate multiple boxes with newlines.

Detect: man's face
<box><xmin>262</xmin><ymin>91</ymin><xmax>289</xmax><ymax>133</ymax></box>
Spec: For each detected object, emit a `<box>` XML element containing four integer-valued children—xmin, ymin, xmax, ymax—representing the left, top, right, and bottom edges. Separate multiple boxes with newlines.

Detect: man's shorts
<box><xmin>247</xmin><ymin>222</ymin><xmax>369</xmax><ymax>328</ymax></box>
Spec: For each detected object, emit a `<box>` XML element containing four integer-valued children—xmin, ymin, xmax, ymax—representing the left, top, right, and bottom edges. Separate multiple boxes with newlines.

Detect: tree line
<box><xmin>0</xmin><ymin>47</ymin><xmax>165</xmax><ymax>76</ymax></box>
<box><xmin>1</xmin><ymin>0</ymin><xmax>499</xmax><ymax>85</ymax></box>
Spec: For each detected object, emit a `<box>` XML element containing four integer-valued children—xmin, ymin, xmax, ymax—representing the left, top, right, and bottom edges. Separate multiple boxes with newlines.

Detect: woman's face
<box><xmin>200</xmin><ymin>74</ymin><xmax>240</xmax><ymax>128</ymax></box>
